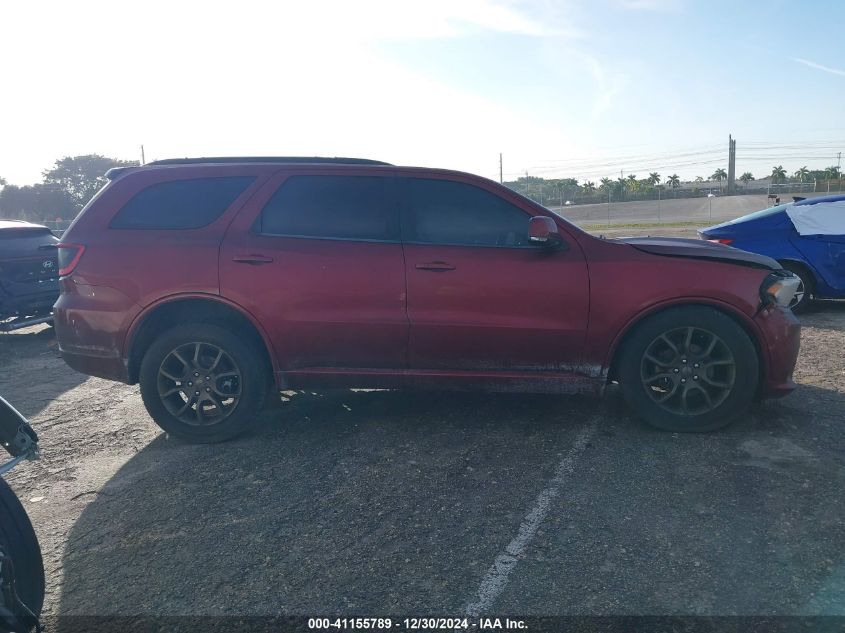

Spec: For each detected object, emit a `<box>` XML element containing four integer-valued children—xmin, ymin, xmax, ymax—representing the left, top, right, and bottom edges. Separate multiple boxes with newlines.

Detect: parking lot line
<box><xmin>464</xmin><ymin>420</ymin><xmax>597</xmax><ymax>616</ymax></box>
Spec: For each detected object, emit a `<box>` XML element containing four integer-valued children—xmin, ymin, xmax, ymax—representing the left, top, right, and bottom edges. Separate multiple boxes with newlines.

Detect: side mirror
<box><xmin>529</xmin><ymin>216</ymin><xmax>564</xmax><ymax>247</ymax></box>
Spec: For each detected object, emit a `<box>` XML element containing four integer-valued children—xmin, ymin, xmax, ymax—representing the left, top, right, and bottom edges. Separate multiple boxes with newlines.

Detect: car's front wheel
<box><xmin>139</xmin><ymin>323</ymin><xmax>268</xmax><ymax>443</ymax></box>
<box><xmin>618</xmin><ymin>306</ymin><xmax>759</xmax><ymax>432</ymax></box>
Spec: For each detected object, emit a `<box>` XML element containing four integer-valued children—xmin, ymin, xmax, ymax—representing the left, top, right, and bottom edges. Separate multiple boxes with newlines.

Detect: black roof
<box><xmin>145</xmin><ymin>156</ymin><xmax>392</xmax><ymax>166</ymax></box>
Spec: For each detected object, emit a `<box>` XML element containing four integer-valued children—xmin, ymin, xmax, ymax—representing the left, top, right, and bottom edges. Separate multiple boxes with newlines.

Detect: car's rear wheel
<box><xmin>0</xmin><ymin>477</ymin><xmax>44</xmax><ymax>628</ymax></box>
<box><xmin>618</xmin><ymin>306</ymin><xmax>759</xmax><ymax>432</ymax></box>
<box><xmin>139</xmin><ymin>323</ymin><xmax>267</xmax><ymax>443</ymax></box>
<box><xmin>780</xmin><ymin>262</ymin><xmax>814</xmax><ymax>313</ymax></box>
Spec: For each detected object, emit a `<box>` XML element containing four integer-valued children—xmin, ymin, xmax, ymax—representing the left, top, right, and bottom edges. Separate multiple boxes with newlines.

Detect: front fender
<box><xmin>602</xmin><ymin>296</ymin><xmax>771</xmax><ymax>383</ymax></box>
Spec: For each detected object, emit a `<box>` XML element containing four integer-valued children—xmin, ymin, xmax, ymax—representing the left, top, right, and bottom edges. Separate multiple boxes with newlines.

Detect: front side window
<box><xmin>402</xmin><ymin>178</ymin><xmax>532</xmax><ymax>247</ymax></box>
<box><xmin>110</xmin><ymin>177</ymin><xmax>254</xmax><ymax>229</ymax></box>
<box><xmin>258</xmin><ymin>175</ymin><xmax>397</xmax><ymax>242</ymax></box>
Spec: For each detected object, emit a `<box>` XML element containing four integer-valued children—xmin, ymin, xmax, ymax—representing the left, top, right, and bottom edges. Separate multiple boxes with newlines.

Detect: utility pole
<box><xmin>140</xmin><ymin>145</ymin><xmax>146</xmax><ymax>165</ymax></box>
<box><xmin>726</xmin><ymin>134</ymin><xmax>736</xmax><ymax>195</ymax></box>
<box><xmin>499</xmin><ymin>153</ymin><xmax>503</xmax><ymax>184</ymax></box>
<box><xmin>657</xmin><ymin>185</ymin><xmax>661</xmax><ymax>224</ymax></box>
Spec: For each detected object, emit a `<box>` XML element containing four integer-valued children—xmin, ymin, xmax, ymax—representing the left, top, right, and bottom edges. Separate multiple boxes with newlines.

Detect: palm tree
<box><xmin>739</xmin><ymin>172</ymin><xmax>754</xmax><ymax>188</ymax></box>
<box><xmin>695</xmin><ymin>176</ymin><xmax>704</xmax><ymax>183</ymax></box>
<box><xmin>794</xmin><ymin>166</ymin><xmax>809</xmax><ymax>183</ymax></box>
<box><xmin>826</xmin><ymin>165</ymin><xmax>841</xmax><ymax>178</ymax></box>
<box><xmin>666</xmin><ymin>174</ymin><xmax>680</xmax><ymax>188</ymax></box>
<box><xmin>600</xmin><ymin>177</ymin><xmax>613</xmax><ymax>191</ymax></box>
<box><xmin>711</xmin><ymin>168</ymin><xmax>727</xmax><ymax>191</ymax></box>
<box><xmin>582</xmin><ymin>181</ymin><xmax>596</xmax><ymax>194</ymax></box>
<box><xmin>647</xmin><ymin>172</ymin><xmax>661</xmax><ymax>186</ymax></box>
<box><xmin>771</xmin><ymin>165</ymin><xmax>787</xmax><ymax>184</ymax></box>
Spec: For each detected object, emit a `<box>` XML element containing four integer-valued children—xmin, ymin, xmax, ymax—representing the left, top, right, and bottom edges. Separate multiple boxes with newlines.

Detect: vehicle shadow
<box><xmin>0</xmin><ymin>325</ymin><xmax>87</xmax><ymax>419</ymax></box>
<box><xmin>54</xmin><ymin>389</ymin><xmax>597</xmax><ymax>619</ymax></box>
<box><xmin>54</xmin><ymin>383</ymin><xmax>845</xmax><ymax>619</ymax></box>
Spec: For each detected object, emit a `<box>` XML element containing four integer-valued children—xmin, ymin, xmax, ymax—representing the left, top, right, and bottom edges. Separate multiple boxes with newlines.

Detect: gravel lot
<box><xmin>1</xmin><ymin>299</ymin><xmax>843</xmax><ymax>619</ymax></box>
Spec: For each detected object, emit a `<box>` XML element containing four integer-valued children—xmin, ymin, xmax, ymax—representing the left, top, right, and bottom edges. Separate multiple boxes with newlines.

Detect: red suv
<box><xmin>54</xmin><ymin>157</ymin><xmax>801</xmax><ymax>442</ymax></box>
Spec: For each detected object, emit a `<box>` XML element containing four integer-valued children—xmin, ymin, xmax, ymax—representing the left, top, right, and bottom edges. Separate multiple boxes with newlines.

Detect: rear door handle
<box><xmin>416</xmin><ymin>261</ymin><xmax>455</xmax><ymax>272</ymax></box>
<box><xmin>233</xmin><ymin>254</ymin><xmax>274</xmax><ymax>265</ymax></box>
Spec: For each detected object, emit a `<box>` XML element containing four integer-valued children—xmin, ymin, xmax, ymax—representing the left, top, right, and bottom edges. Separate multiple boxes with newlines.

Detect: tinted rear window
<box><xmin>0</xmin><ymin>229</ymin><xmax>58</xmax><ymax>257</ymax></box>
<box><xmin>258</xmin><ymin>175</ymin><xmax>397</xmax><ymax>241</ymax></box>
<box><xmin>110</xmin><ymin>177</ymin><xmax>254</xmax><ymax>229</ymax></box>
<box><xmin>0</xmin><ymin>227</ymin><xmax>53</xmax><ymax>240</ymax></box>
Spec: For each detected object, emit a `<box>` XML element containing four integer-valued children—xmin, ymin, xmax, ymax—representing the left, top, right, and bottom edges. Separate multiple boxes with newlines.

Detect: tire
<box><xmin>780</xmin><ymin>262</ymin><xmax>814</xmax><ymax>314</ymax></box>
<box><xmin>0</xmin><ymin>477</ymin><xmax>45</xmax><ymax>620</ymax></box>
<box><xmin>618</xmin><ymin>306</ymin><xmax>759</xmax><ymax>432</ymax></box>
<box><xmin>139</xmin><ymin>323</ymin><xmax>268</xmax><ymax>443</ymax></box>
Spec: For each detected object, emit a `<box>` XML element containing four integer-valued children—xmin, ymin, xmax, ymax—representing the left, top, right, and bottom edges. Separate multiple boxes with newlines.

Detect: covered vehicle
<box><xmin>0</xmin><ymin>220</ymin><xmax>60</xmax><ymax>331</ymax></box>
<box><xmin>699</xmin><ymin>194</ymin><xmax>845</xmax><ymax>312</ymax></box>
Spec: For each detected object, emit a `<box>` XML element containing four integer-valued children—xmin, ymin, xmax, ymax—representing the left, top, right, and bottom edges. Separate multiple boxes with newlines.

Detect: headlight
<box><xmin>760</xmin><ymin>271</ymin><xmax>801</xmax><ymax>308</ymax></box>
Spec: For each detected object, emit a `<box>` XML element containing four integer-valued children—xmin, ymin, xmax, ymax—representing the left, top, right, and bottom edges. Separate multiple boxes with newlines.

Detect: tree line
<box><xmin>505</xmin><ymin>164</ymin><xmax>843</xmax><ymax>204</ymax></box>
<box><xmin>2</xmin><ymin>156</ymin><xmax>842</xmax><ymax>222</ymax></box>
<box><xmin>0</xmin><ymin>155</ymin><xmax>137</xmax><ymax>224</ymax></box>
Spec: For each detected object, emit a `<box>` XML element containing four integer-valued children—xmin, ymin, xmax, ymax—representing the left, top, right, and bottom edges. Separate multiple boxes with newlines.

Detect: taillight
<box><xmin>57</xmin><ymin>243</ymin><xmax>86</xmax><ymax>276</ymax></box>
<box><xmin>707</xmin><ymin>238</ymin><xmax>733</xmax><ymax>245</ymax></box>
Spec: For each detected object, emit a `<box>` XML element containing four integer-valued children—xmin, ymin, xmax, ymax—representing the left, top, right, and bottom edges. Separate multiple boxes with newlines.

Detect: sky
<box><xmin>1</xmin><ymin>0</ymin><xmax>844</xmax><ymax>186</ymax></box>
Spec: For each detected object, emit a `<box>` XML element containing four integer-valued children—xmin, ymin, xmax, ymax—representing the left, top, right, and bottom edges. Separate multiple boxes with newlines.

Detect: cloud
<box><xmin>791</xmin><ymin>57</ymin><xmax>845</xmax><ymax>77</ymax></box>
<box><xmin>271</xmin><ymin>0</ymin><xmax>576</xmax><ymax>42</ymax></box>
<box><xmin>572</xmin><ymin>51</ymin><xmax>626</xmax><ymax>120</ymax></box>
<box><xmin>617</xmin><ymin>0</ymin><xmax>682</xmax><ymax>11</ymax></box>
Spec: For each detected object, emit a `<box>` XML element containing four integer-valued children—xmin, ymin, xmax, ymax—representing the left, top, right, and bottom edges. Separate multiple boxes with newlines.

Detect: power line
<box><xmin>502</xmin><ymin>137</ymin><xmax>842</xmax><ymax>183</ymax></box>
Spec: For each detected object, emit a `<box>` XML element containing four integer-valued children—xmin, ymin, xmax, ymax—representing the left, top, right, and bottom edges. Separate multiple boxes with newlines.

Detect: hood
<box><xmin>616</xmin><ymin>236</ymin><xmax>780</xmax><ymax>270</ymax></box>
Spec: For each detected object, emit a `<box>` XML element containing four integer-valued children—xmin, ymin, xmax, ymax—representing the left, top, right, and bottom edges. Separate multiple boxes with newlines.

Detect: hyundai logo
<box><xmin>42</xmin><ymin>260</ymin><xmax>54</xmax><ymax>270</ymax></box>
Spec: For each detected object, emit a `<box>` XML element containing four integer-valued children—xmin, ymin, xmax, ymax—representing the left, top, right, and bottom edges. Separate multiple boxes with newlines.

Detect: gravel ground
<box><xmin>1</xmin><ymin>300</ymin><xmax>843</xmax><ymax>618</ymax></box>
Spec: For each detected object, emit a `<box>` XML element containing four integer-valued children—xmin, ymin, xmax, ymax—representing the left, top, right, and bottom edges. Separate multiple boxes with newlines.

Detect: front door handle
<box><xmin>233</xmin><ymin>254</ymin><xmax>274</xmax><ymax>265</ymax></box>
<box><xmin>416</xmin><ymin>261</ymin><xmax>455</xmax><ymax>272</ymax></box>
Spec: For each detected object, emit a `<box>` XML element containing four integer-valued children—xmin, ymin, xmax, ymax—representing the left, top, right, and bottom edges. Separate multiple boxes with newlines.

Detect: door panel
<box><xmin>791</xmin><ymin>233</ymin><xmax>845</xmax><ymax>293</ymax></box>
<box><xmin>399</xmin><ymin>175</ymin><xmax>589</xmax><ymax>372</ymax></box>
<box><xmin>220</xmin><ymin>170</ymin><xmax>408</xmax><ymax>370</ymax></box>
<box><xmin>404</xmin><ymin>244</ymin><xmax>589</xmax><ymax>370</ymax></box>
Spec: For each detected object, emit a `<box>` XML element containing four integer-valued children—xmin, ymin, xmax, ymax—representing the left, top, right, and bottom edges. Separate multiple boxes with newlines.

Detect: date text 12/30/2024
<box><xmin>308</xmin><ymin>618</ymin><xmax>528</xmax><ymax>630</ymax></box>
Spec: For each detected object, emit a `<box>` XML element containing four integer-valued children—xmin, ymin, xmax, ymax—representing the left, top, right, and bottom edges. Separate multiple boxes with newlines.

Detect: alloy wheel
<box><xmin>157</xmin><ymin>342</ymin><xmax>242</xmax><ymax>425</ymax></box>
<box><xmin>640</xmin><ymin>326</ymin><xmax>736</xmax><ymax>416</ymax></box>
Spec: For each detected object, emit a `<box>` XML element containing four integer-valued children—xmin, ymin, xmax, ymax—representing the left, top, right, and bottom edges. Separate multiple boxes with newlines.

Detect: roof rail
<box><xmin>145</xmin><ymin>156</ymin><xmax>392</xmax><ymax>166</ymax></box>
<box><xmin>105</xmin><ymin>167</ymin><xmax>136</xmax><ymax>180</ymax></box>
